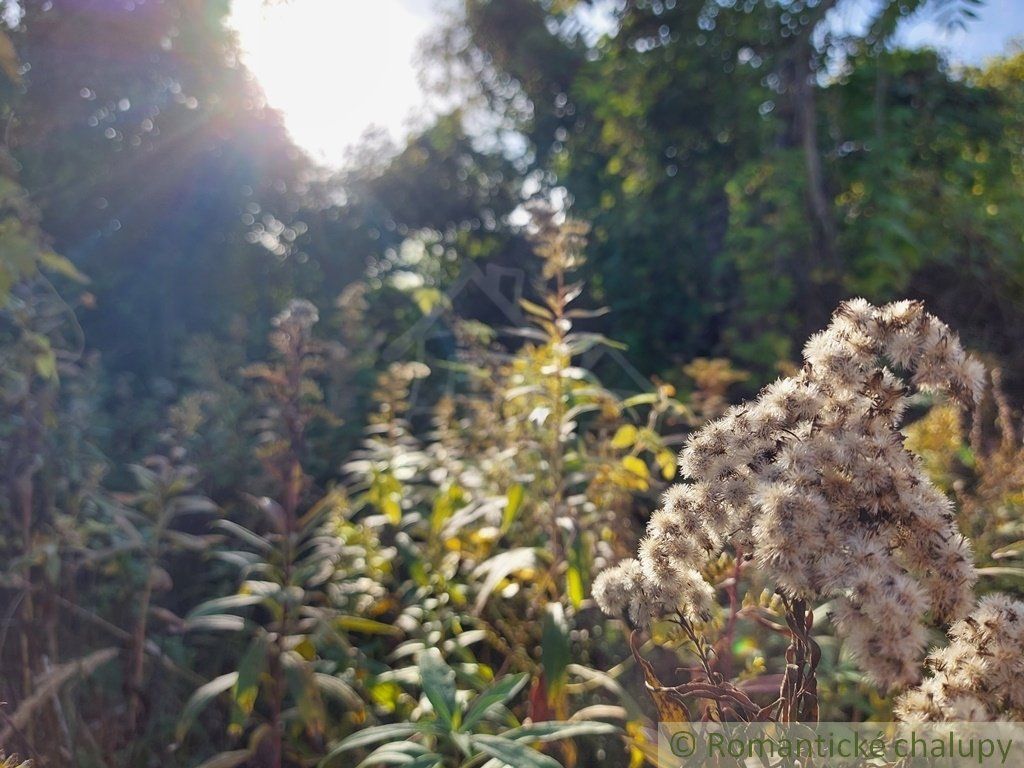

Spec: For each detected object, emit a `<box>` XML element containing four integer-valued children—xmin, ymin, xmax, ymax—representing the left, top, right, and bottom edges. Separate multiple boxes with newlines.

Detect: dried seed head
<box><xmin>896</xmin><ymin>594</ymin><xmax>1024</xmax><ymax>721</ymax></box>
<box><xmin>594</xmin><ymin>300</ymin><xmax>984</xmax><ymax>688</ymax></box>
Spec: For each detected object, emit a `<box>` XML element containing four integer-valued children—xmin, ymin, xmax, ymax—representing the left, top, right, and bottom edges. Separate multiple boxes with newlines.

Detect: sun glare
<box><xmin>228</xmin><ymin>0</ymin><xmax>437</xmax><ymax>168</ymax></box>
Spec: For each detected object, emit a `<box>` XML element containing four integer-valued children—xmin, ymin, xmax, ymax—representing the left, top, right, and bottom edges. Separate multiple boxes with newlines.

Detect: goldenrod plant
<box><xmin>597</xmin><ymin>299</ymin><xmax>987</xmax><ymax>720</ymax></box>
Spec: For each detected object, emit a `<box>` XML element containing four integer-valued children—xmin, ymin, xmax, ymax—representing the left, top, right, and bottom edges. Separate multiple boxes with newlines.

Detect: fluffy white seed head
<box><xmin>593</xmin><ymin>300</ymin><xmax>984</xmax><ymax>688</ymax></box>
<box><xmin>895</xmin><ymin>595</ymin><xmax>1024</xmax><ymax>721</ymax></box>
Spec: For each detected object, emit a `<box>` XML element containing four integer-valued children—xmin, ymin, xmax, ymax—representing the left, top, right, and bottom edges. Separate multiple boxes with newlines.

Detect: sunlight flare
<box><xmin>228</xmin><ymin>0</ymin><xmax>435</xmax><ymax>166</ymax></box>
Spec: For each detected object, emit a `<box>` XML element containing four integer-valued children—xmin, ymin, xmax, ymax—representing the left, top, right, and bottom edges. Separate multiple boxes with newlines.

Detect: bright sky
<box><xmin>229</xmin><ymin>0</ymin><xmax>1024</xmax><ymax>170</ymax></box>
<box><xmin>896</xmin><ymin>0</ymin><xmax>1024</xmax><ymax>62</ymax></box>
<box><xmin>228</xmin><ymin>0</ymin><xmax>441</xmax><ymax>168</ymax></box>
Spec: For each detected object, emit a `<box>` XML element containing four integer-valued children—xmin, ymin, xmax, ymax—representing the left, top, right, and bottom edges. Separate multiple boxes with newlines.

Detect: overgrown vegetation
<box><xmin>2</xmin><ymin>1</ymin><xmax>1024</xmax><ymax>766</ymax></box>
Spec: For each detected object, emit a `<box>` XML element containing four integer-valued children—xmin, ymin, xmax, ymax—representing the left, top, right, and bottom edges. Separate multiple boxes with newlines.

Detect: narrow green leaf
<box><xmin>321</xmin><ymin>724</ymin><xmax>422</xmax><ymax>765</ymax></box>
<box><xmin>184</xmin><ymin>614</ymin><xmax>248</xmax><ymax>633</ymax></box>
<box><xmin>621</xmin><ymin>393</ymin><xmax>659</xmax><ymax>408</ymax></box>
<box><xmin>229</xmin><ymin>639</ymin><xmax>266</xmax><ymax>736</ymax></box>
<box><xmin>541</xmin><ymin>603</ymin><xmax>570</xmax><ymax>701</ymax></box>
<box><xmin>502</xmin><ymin>720</ymin><xmax>619</xmax><ymax>743</ymax></box>
<box><xmin>470</xmin><ymin>734</ymin><xmax>561</xmax><ymax>768</ymax></box>
<box><xmin>177</xmin><ymin>672</ymin><xmax>238</xmax><ymax>741</ymax></box>
<box><xmin>213</xmin><ymin>519</ymin><xmax>274</xmax><ymax>553</ymax></box>
<box><xmin>357</xmin><ymin>741</ymin><xmax>434</xmax><ymax>767</ymax></box>
<box><xmin>404</xmin><ymin>757</ymin><xmax>443</xmax><ymax>768</ymax></box>
<box><xmin>337</xmin><ymin>615</ymin><xmax>403</xmax><ymax>636</ymax></box>
<box><xmin>419</xmin><ymin>648</ymin><xmax>458</xmax><ymax>729</ymax></box>
<box><xmin>977</xmin><ymin>567</ymin><xmax>1024</xmax><ymax>579</ymax></box>
<box><xmin>38</xmin><ymin>250</ymin><xmax>88</xmax><ymax>283</ymax></box>
<box><xmin>186</xmin><ymin>593</ymin><xmax>264</xmax><ymax>619</ymax></box>
<box><xmin>462</xmin><ymin>673</ymin><xmax>529</xmax><ymax>731</ymax></box>
<box><xmin>314</xmin><ymin>672</ymin><xmax>364</xmax><ymax>708</ymax></box>
<box><xmin>194</xmin><ymin>751</ymin><xmax>253</xmax><ymax>768</ymax></box>
<box><xmin>287</xmin><ymin>663</ymin><xmax>326</xmax><ymax>739</ymax></box>
<box><xmin>519</xmin><ymin>298</ymin><xmax>554</xmax><ymax>319</ymax></box>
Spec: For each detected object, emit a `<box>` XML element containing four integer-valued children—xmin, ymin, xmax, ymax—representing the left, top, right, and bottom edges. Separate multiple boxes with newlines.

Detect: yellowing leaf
<box><xmin>0</xmin><ymin>28</ymin><xmax>20</xmax><ymax>84</ymax></box>
<box><xmin>412</xmin><ymin>286</ymin><xmax>446</xmax><ymax>315</ymax></box>
<box><xmin>611</xmin><ymin>424</ymin><xmax>639</xmax><ymax>449</ymax></box>
<box><xmin>519</xmin><ymin>298</ymin><xmax>554</xmax><ymax>319</ymax></box>
<box><xmin>336</xmin><ymin>616</ymin><xmax>402</xmax><ymax>636</ymax></box>
<box><xmin>656</xmin><ymin>449</ymin><xmax>677</xmax><ymax>480</ymax></box>
<box><xmin>630</xmin><ymin>631</ymin><xmax>690</xmax><ymax>722</ymax></box>
<box><xmin>39</xmin><ymin>251</ymin><xmax>89</xmax><ymax>283</ymax></box>
<box><xmin>566</xmin><ymin>564</ymin><xmax>584</xmax><ymax>608</ymax></box>
<box><xmin>295</xmin><ymin>637</ymin><xmax>316</xmax><ymax>661</ymax></box>
<box><xmin>621</xmin><ymin>455</ymin><xmax>649</xmax><ymax>479</ymax></box>
<box><xmin>34</xmin><ymin>349</ymin><xmax>57</xmax><ymax>380</ymax></box>
<box><xmin>368</xmin><ymin>684</ymin><xmax>399</xmax><ymax>712</ymax></box>
<box><xmin>566</xmin><ymin>535</ymin><xmax>587</xmax><ymax>609</ymax></box>
<box><xmin>502</xmin><ymin>484</ymin><xmax>525</xmax><ymax>533</ymax></box>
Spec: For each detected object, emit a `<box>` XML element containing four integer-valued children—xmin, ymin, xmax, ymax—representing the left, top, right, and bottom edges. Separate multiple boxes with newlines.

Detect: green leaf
<box><xmin>184</xmin><ymin>614</ymin><xmax>248</xmax><ymax>633</ymax></box>
<box><xmin>404</xmin><ymin>758</ymin><xmax>443</xmax><ymax>768</ymax></box>
<box><xmin>621</xmin><ymin>393</ymin><xmax>659</xmax><ymax>408</ymax></box>
<box><xmin>977</xmin><ymin>567</ymin><xmax>1024</xmax><ymax>579</ymax></box>
<box><xmin>565</xmin><ymin>306</ymin><xmax>610</xmax><ymax>319</ymax></box>
<box><xmin>213</xmin><ymin>520</ymin><xmax>274</xmax><ymax>553</ymax></box>
<box><xmin>314</xmin><ymin>672</ymin><xmax>364</xmax><ymax>708</ymax></box>
<box><xmin>502</xmin><ymin>720</ymin><xmax>619</xmax><ymax>743</ymax></box>
<box><xmin>0</xmin><ymin>263</ymin><xmax>12</xmax><ymax>300</ymax></box>
<box><xmin>462</xmin><ymin>673</ymin><xmax>529</xmax><ymax>731</ymax></box>
<box><xmin>541</xmin><ymin>603</ymin><xmax>570</xmax><ymax>701</ymax></box>
<box><xmin>34</xmin><ymin>348</ymin><xmax>57</xmax><ymax>380</ymax></box>
<box><xmin>321</xmin><ymin>724</ymin><xmax>422</xmax><ymax>765</ymax></box>
<box><xmin>287</xmin><ymin>663</ymin><xmax>326</xmax><ymax>739</ymax></box>
<box><xmin>519</xmin><ymin>298</ymin><xmax>554</xmax><ymax>319</ymax></box>
<box><xmin>177</xmin><ymin>672</ymin><xmax>238</xmax><ymax>741</ymax></box>
<box><xmin>431</xmin><ymin>484</ymin><xmax>465</xmax><ymax>536</ymax></box>
<box><xmin>187</xmin><ymin>593</ymin><xmax>264</xmax><ymax>619</ymax></box>
<box><xmin>451</xmin><ymin>730</ymin><xmax>472</xmax><ymax>758</ymax></box>
<box><xmin>991</xmin><ymin>540</ymin><xmax>1024</xmax><ymax>559</ymax></box>
<box><xmin>194</xmin><ymin>751</ymin><xmax>253</xmax><ymax>768</ymax></box>
<box><xmin>228</xmin><ymin>639</ymin><xmax>266</xmax><ymax>736</ymax></box>
<box><xmin>337</xmin><ymin>615</ymin><xmax>403</xmax><ymax>636</ymax></box>
<box><xmin>470</xmin><ymin>734</ymin><xmax>561</xmax><ymax>768</ymax></box>
<box><xmin>419</xmin><ymin>649</ymin><xmax>458</xmax><ymax>729</ymax></box>
<box><xmin>38</xmin><ymin>250</ymin><xmax>88</xmax><ymax>283</ymax></box>
<box><xmin>563</xmin><ymin>331</ymin><xmax>627</xmax><ymax>354</ymax></box>
<box><xmin>357</xmin><ymin>741</ymin><xmax>434</xmax><ymax>767</ymax></box>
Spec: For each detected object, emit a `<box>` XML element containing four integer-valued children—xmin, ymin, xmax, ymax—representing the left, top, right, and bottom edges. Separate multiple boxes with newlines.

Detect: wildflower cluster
<box><xmin>594</xmin><ymin>299</ymin><xmax>985</xmax><ymax>687</ymax></box>
<box><xmin>896</xmin><ymin>594</ymin><xmax>1024</xmax><ymax>721</ymax></box>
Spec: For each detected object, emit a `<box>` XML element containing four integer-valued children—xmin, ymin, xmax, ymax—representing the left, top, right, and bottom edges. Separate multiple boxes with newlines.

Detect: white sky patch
<box><xmin>228</xmin><ymin>0</ymin><xmax>439</xmax><ymax>168</ymax></box>
<box><xmin>895</xmin><ymin>0</ymin><xmax>1024</xmax><ymax>65</ymax></box>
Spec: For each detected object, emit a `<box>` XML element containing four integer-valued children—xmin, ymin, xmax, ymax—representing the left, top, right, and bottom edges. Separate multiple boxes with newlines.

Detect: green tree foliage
<box><xmin>9</xmin><ymin>0</ymin><xmax>312</xmax><ymax>375</ymax></box>
<box><xmin>435</xmin><ymin>0</ymin><xmax>1020</xmax><ymax>388</ymax></box>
